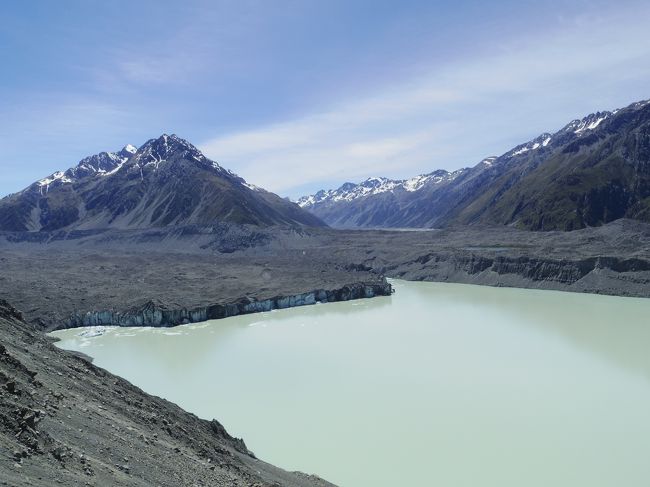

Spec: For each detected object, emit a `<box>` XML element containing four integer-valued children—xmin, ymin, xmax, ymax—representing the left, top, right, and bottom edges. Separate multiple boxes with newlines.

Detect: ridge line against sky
<box><xmin>1</xmin><ymin>0</ymin><xmax>650</xmax><ymax>199</ymax></box>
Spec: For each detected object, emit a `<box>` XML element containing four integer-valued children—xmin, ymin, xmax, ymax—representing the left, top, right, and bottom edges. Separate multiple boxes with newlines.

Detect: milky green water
<box><xmin>51</xmin><ymin>280</ymin><xmax>650</xmax><ymax>487</ymax></box>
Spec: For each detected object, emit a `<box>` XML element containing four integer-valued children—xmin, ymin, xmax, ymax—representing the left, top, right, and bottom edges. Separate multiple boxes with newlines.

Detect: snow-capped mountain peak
<box><xmin>3</xmin><ymin>134</ymin><xmax>325</xmax><ymax>231</ymax></box>
<box><xmin>28</xmin><ymin>134</ymin><xmax>261</xmax><ymax>198</ymax></box>
<box><xmin>297</xmin><ymin>169</ymin><xmax>465</xmax><ymax>208</ymax></box>
<box><xmin>132</xmin><ymin>133</ymin><xmax>240</xmax><ymax>178</ymax></box>
<box><xmin>135</xmin><ymin>134</ymin><xmax>207</xmax><ymax>168</ymax></box>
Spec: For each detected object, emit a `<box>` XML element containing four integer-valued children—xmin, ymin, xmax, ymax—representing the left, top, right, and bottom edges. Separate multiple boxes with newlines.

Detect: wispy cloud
<box><xmin>85</xmin><ymin>3</ymin><xmax>269</xmax><ymax>91</ymax></box>
<box><xmin>200</xmin><ymin>4</ymin><xmax>650</xmax><ymax>197</ymax></box>
<box><xmin>0</xmin><ymin>95</ymin><xmax>131</xmax><ymax>145</ymax></box>
<box><xmin>0</xmin><ymin>95</ymin><xmax>134</xmax><ymax>189</ymax></box>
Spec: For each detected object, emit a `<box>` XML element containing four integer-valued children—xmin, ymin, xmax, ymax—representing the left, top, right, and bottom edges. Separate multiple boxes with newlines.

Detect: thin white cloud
<box><xmin>0</xmin><ymin>95</ymin><xmax>134</xmax><ymax>190</ymax></box>
<box><xmin>200</xmin><ymin>4</ymin><xmax>650</xmax><ymax>197</ymax></box>
<box><xmin>0</xmin><ymin>95</ymin><xmax>129</xmax><ymax>143</ymax></box>
<box><xmin>86</xmin><ymin>3</ymin><xmax>270</xmax><ymax>90</ymax></box>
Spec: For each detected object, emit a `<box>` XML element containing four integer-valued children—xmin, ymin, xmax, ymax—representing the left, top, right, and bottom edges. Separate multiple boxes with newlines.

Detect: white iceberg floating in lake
<box><xmin>78</xmin><ymin>326</ymin><xmax>106</xmax><ymax>338</ymax></box>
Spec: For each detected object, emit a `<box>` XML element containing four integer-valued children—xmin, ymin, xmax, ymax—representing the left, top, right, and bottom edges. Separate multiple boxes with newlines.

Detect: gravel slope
<box><xmin>0</xmin><ymin>300</ymin><xmax>335</xmax><ymax>487</ymax></box>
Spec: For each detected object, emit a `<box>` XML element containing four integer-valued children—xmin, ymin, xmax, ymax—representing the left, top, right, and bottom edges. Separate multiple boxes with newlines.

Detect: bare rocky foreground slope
<box><xmin>0</xmin><ymin>300</ymin><xmax>334</xmax><ymax>487</ymax></box>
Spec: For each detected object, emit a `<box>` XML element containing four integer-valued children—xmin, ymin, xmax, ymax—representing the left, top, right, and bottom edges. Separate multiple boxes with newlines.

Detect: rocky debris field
<box><xmin>0</xmin><ymin>247</ymin><xmax>389</xmax><ymax>331</ymax></box>
<box><xmin>2</xmin><ymin>220</ymin><xmax>650</xmax><ymax>333</ymax></box>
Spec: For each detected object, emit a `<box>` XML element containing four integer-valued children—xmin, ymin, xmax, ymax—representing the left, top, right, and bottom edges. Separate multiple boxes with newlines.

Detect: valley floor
<box><xmin>2</xmin><ymin>219</ymin><xmax>650</xmax><ymax>331</ymax></box>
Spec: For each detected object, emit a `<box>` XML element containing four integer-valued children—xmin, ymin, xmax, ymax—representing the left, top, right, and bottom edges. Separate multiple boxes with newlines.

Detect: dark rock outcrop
<box><xmin>380</xmin><ymin>249</ymin><xmax>650</xmax><ymax>297</ymax></box>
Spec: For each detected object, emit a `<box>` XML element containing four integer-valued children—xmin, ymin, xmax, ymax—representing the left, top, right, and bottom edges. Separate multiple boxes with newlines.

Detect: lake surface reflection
<box><xmin>52</xmin><ymin>280</ymin><xmax>650</xmax><ymax>486</ymax></box>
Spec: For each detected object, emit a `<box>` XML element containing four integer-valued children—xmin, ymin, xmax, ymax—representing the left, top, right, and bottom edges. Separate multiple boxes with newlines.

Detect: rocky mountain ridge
<box><xmin>299</xmin><ymin>99</ymin><xmax>650</xmax><ymax>230</ymax></box>
<box><xmin>297</xmin><ymin>169</ymin><xmax>466</xmax><ymax>208</ymax></box>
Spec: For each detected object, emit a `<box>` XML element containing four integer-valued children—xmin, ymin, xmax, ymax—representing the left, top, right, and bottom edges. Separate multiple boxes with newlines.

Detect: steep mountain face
<box><xmin>299</xmin><ymin>99</ymin><xmax>650</xmax><ymax>230</ymax></box>
<box><xmin>449</xmin><ymin>104</ymin><xmax>650</xmax><ymax>230</ymax></box>
<box><xmin>0</xmin><ymin>134</ymin><xmax>325</xmax><ymax>231</ymax></box>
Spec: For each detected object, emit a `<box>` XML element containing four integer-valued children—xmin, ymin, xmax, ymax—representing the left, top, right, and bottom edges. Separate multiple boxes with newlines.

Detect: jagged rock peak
<box><xmin>33</xmin><ymin>143</ymin><xmax>137</xmax><ymax>193</ymax></box>
<box><xmin>120</xmin><ymin>144</ymin><xmax>138</xmax><ymax>156</ymax></box>
<box><xmin>137</xmin><ymin>134</ymin><xmax>203</xmax><ymax>162</ymax></box>
<box><xmin>630</xmin><ymin>99</ymin><xmax>650</xmax><ymax>110</ymax></box>
<box><xmin>141</xmin><ymin>133</ymin><xmax>198</xmax><ymax>152</ymax></box>
<box><xmin>561</xmin><ymin>111</ymin><xmax>612</xmax><ymax>134</ymax></box>
<box><xmin>134</xmin><ymin>133</ymin><xmax>228</xmax><ymax>173</ymax></box>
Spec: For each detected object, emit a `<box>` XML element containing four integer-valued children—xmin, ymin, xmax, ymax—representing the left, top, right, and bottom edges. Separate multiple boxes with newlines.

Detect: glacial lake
<box><xmin>52</xmin><ymin>280</ymin><xmax>650</xmax><ymax>487</ymax></box>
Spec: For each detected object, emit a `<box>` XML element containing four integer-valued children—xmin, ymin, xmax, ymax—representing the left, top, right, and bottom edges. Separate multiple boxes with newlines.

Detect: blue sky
<box><xmin>2</xmin><ymin>0</ymin><xmax>650</xmax><ymax>198</ymax></box>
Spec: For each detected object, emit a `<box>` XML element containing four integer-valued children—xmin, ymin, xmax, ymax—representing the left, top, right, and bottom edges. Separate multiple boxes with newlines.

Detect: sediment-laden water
<box><xmin>52</xmin><ymin>280</ymin><xmax>650</xmax><ymax>486</ymax></box>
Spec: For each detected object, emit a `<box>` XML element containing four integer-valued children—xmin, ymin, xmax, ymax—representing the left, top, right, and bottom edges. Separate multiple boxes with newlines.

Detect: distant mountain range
<box><xmin>0</xmin><ymin>134</ymin><xmax>325</xmax><ymax>231</ymax></box>
<box><xmin>4</xmin><ymin>99</ymin><xmax>650</xmax><ymax>234</ymax></box>
<box><xmin>298</xmin><ymin>99</ymin><xmax>650</xmax><ymax>230</ymax></box>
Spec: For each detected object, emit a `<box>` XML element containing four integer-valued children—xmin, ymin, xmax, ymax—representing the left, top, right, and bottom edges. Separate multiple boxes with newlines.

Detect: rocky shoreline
<box><xmin>62</xmin><ymin>280</ymin><xmax>393</xmax><ymax>329</ymax></box>
<box><xmin>0</xmin><ymin>299</ymin><xmax>336</xmax><ymax>487</ymax></box>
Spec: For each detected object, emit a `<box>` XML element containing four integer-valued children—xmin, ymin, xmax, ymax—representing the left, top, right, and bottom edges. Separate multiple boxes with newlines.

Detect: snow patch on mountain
<box><xmin>507</xmin><ymin>133</ymin><xmax>553</xmax><ymax>158</ymax></box>
<box><xmin>480</xmin><ymin>157</ymin><xmax>498</xmax><ymax>166</ymax></box>
<box><xmin>36</xmin><ymin>171</ymin><xmax>73</xmax><ymax>194</ymax></box>
<box><xmin>573</xmin><ymin>115</ymin><xmax>607</xmax><ymax>133</ymax></box>
<box><xmin>242</xmin><ymin>182</ymin><xmax>262</xmax><ymax>191</ymax></box>
<box><xmin>562</xmin><ymin>111</ymin><xmax>612</xmax><ymax>135</ymax></box>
